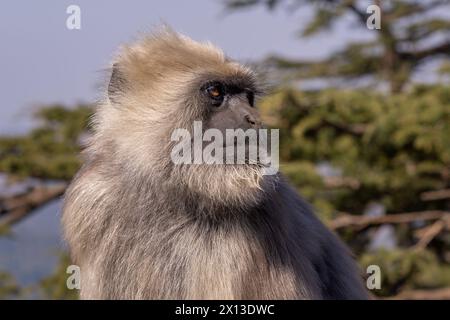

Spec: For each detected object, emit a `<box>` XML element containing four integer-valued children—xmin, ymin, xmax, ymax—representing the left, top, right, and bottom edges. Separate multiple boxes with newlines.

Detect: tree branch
<box><xmin>0</xmin><ymin>183</ymin><xmax>67</xmax><ymax>227</ymax></box>
<box><xmin>346</xmin><ymin>2</ymin><xmax>367</xmax><ymax>24</ymax></box>
<box><xmin>413</xmin><ymin>218</ymin><xmax>449</xmax><ymax>250</ymax></box>
<box><xmin>421</xmin><ymin>188</ymin><xmax>450</xmax><ymax>201</ymax></box>
<box><xmin>329</xmin><ymin>210</ymin><xmax>450</xmax><ymax>230</ymax></box>
<box><xmin>389</xmin><ymin>287</ymin><xmax>450</xmax><ymax>300</ymax></box>
<box><xmin>401</xmin><ymin>42</ymin><xmax>450</xmax><ymax>62</ymax></box>
<box><xmin>323</xmin><ymin>176</ymin><xmax>361</xmax><ymax>190</ymax></box>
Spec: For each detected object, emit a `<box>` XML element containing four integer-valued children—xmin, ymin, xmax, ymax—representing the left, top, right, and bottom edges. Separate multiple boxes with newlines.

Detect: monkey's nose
<box><xmin>244</xmin><ymin>114</ymin><xmax>262</xmax><ymax>128</ymax></box>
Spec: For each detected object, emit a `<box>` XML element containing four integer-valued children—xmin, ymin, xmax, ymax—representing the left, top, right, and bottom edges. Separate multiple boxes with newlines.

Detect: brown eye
<box><xmin>205</xmin><ymin>83</ymin><xmax>225</xmax><ymax>105</ymax></box>
<box><xmin>208</xmin><ymin>86</ymin><xmax>221</xmax><ymax>98</ymax></box>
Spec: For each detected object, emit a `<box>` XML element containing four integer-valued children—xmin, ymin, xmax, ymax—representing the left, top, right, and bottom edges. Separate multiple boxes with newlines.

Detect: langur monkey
<box><xmin>62</xmin><ymin>28</ymin><xmax>368</xmax><ymax>299</ymax></box>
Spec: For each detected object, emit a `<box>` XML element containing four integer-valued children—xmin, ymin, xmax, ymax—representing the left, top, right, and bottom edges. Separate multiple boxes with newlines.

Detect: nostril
<box><xmin>245</xmin><ymin>114</ymin><xmax>256</xmax><ymax>125</ymax></box>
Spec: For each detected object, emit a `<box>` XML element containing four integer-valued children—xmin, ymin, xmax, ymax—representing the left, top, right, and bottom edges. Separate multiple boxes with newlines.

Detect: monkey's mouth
<box><xmin>200</xmin><ymin>142</ymin><xmax>272</xmax><ymax>167</ymax></box>
<box><xmin>172</xmin><ymin>137</ymin><xmax>275</xmax><ymax>170</ymax></box>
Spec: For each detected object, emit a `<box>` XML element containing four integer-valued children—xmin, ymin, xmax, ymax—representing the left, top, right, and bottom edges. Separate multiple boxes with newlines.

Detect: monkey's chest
<box><xmin>94</xmin><ymin>219</ymin><xmax>308</xmax><ymax>299</ymax></box>
<box><xmin>136</xmin><ymin>227</ymin><xmax>302</xmax><ymax>299</ymax></box>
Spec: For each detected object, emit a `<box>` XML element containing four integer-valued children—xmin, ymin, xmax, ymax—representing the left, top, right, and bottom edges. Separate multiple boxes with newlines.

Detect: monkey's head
<box><xmin>93</xmin><ymin>28</ymin><xmax>276</xmax><ymax>210</ymax></box>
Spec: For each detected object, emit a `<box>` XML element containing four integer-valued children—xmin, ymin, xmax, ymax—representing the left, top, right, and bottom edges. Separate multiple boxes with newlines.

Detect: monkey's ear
<box><xmin>108</xmin><ymin>63</ymin><xmax>126</xmax><ymax>103</ymax></box>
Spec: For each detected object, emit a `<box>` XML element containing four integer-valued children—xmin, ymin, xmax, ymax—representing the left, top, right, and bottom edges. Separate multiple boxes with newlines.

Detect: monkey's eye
<box><xmin>205</xmin><ymin>83</ymin><xmax>225</xmax><ymax>105</ymax></box>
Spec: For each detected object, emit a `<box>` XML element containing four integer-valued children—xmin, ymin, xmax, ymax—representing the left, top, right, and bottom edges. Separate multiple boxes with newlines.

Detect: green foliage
<box><xmin>0</xmin><ymin>252</ymin><xmax>79</xmax><ymax>299</ymax></box>
<box><xmin>360</xmin><ymin>249</ymin><xmax>450</xmax><ymax>297</ymax></box>
<box><xmin>261</xmin><ymin>84</ymin><xmax>450</xmax><ymax>215</ymax></box>
<box><xmin>0</xmin><ymin>105</ymin><xmax>93</xmax><ymax>180</ymax></box>
<box><xmin>0</xmin><ymin>272</ymin><xmax>20</xmax><ymax>299</ymax></box>
<box><xmin>0</xmin><ymin>225</ymin><xmax>11</xmax><ymax>236</ymax></box>
<box><xmin>225</xmin><ymin>0</ymin><xmax>450</xmax><ymax>92</ymax></box>
<box><xmin>260</xmin><ymin>84</ymin><xmax>450</xmax><ymax>296</ymax></box>
<box><xmin>38</xmin><ymin>253</ymin><xmax>79</xmax><ymax>300</ymax></box>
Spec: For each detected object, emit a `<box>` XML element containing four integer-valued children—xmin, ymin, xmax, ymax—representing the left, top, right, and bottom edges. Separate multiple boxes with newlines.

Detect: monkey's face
<box><xmin>185</xmin><ymin>73</ymin><xmax>266</xmax><ymax>160</ymax></box>
<box><xmin>173</xmin><ymin>73</ymin><xmax>275</xmax><ymax>208</ymax></box>
<box><xmin>96</xmin><ymin>30</ymin><xmax>275</xmax><ymax>209</ymax></box>
<box><xmin>198</xmin><ymin>77</ymin><xmax>260</xmax><ymax>132</ymax></box>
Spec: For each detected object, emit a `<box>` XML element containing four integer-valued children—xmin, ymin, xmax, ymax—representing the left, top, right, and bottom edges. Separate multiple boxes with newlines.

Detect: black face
<box><xmin>195</xmin><ymin>77</ymin><xmax>269</xmax><ymax>167</ymax></box>
<box><xmin>201</xmin><ymin>81</ymin><xmax>255</xmax><ymax>109</ymax></box>
<box><xmin>199</xmin><ymin>79</ymin><xmax>261</xmax><ymax>133</ymax></box>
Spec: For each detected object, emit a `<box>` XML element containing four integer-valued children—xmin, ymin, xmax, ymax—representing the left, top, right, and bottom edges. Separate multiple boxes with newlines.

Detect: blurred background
<box><xmin>0</xmin><ymin>0</ymin><xmax>449</xmax><ymax>299</ymax></box>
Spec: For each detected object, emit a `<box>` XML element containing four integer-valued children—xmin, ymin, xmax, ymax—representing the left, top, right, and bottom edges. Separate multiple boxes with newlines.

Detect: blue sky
<box><xmin>0</xmin><ymin>0</ymin><xmax>405</xmax><ymax>135</ymax></box>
